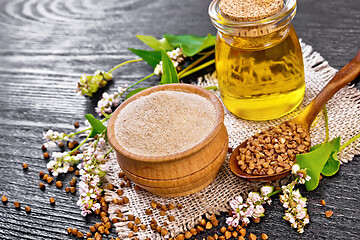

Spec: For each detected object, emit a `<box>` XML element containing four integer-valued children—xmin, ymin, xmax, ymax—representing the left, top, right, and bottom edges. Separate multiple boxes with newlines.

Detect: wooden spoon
<box><xmin>229</xmin><ymin>50</ymin><xmax>360</xmax><ymax>182</ymax></box>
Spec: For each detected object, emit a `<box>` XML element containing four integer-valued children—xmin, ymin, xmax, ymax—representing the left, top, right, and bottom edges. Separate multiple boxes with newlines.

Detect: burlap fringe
<box><xmin>103</xmin><ymin>41</ymin><xmax>360</xmax><ymax>239</ymax></box>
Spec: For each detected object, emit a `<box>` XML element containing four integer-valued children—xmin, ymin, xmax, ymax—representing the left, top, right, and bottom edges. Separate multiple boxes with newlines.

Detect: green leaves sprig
<box><xmin>77</xmin><ymin>34</ymin><xmax>216</xmax><ymax>98</ymax></box>
<box><xmin>124</xmin><ymin>48</ymin><xmax>180</xmax><ymax>99</ymax></box>
<box><xmin>296</xmin><ymin>137</ymin><xmax>339</xmax><ymax>191</ymax></box>
<box><xmin>135</xmin><ymin>34</ymin><xmax>216</xmax><ymax>57</ymax></box>
<box><xmin>162</xmin><ymin>34</ymin><xmax>216</xmax><ymax>57</ymax></box>
<box><xmin>130</xmin><ymin>34</ymin><xmax>216</xmax><ymax>73</ymax></box>
<box><xmin>78</xmin><ymin>33</ymin><xmax>216</xmax><ymax>99</ymax></box>
<box><xmin>296</xmin><ymin>107</ymin><xmax>359</xmax><ymax>191</ymax></box>
<box><xmin>124</xmin><ymin>34</ymin><xmax>216</xmax><ymax>98</ymax></box>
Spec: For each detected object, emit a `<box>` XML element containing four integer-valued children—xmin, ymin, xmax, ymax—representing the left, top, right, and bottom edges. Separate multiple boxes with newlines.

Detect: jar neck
<box><xmin>218</xmin><ymin>24</ymin><xmax>294</xmax><ymax>50</ymax></box>
<box><xmin>209</xmin><ymin>0</ymin><xmax>297</xmax><ymax>38</ymax></box>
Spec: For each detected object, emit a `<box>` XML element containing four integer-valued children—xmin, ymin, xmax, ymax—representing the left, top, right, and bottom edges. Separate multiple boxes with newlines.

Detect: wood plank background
<box><xmin>0</xmin><ymin>0</ymin><xmax>359</xmax><ymax>239</ymax></box>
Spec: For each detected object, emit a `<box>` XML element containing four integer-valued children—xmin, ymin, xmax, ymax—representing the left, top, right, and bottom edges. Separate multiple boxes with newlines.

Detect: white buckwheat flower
<box><xmin>95</xmin><ymin>87</ymin><xmax>125</xmax><ymax>117</ymax></box>
<box><xmin>154</xmin><ymin>61</ymin><xmax>163</xmax><ymax>76</ymax></box>
<box><xmin>227</xmin><ymin>186</ymin><xmax>273</xmax><ymax>228</ymax></box>
<box><xmin>280</xmin><ymin>172</ymin><xmax>310</xmax><ymax>233</ymax></box>
<box><xmin>47</xmin><ymin>152</ymin><xmax>82</xmax><ymax>177</ymax></box>
<box><xmin>43</xmin><ymin>129</ymin><xmax>74</xmax><ymax>145</ymax></box>
<box><xmin>153</xmin><ymin>48</ymin><xmax>185</xmax><ymax>76</ymax></box>
<box><xmin>77</xmin><ymin>132</ymin><xmax>110</xmax><ymax>216</ymax></box>
<box><xmin>292</xmin><ymin>163</ymin><xmax>311</xmax><ymax>184</ymax></box>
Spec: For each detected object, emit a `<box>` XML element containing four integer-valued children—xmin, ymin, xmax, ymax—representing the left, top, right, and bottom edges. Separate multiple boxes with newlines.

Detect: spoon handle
<box><xmin>294</xmin><ymin>50</ymin><xmax>360</xmax><ymax>130</ymax></box>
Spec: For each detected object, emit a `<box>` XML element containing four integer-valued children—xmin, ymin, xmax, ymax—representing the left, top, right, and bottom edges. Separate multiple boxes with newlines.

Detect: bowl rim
<box><xmin>107</xmin><ymin>83</ymin><xmax>225</xmax><ymax>163</ymax></box>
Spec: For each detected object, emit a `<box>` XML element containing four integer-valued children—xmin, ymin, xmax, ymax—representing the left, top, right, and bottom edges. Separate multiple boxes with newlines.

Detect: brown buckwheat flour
<box><xmin>114</xmin><ymin>90</ymin><xmax>217</xmax><ymax>156</ymax></box>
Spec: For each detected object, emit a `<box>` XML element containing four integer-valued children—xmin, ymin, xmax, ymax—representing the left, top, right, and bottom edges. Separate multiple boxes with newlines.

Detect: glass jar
<box><xmin>209</xmin><ymin>0</ymin><xmax>305</xmax><ymax>121</ymax></box>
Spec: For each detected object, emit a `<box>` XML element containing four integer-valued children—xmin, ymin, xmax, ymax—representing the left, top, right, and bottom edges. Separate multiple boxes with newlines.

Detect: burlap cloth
<box><xmin>103</xmin><ymin>42</ymin><xmax>360</xmax><ymax>239</ymax></box>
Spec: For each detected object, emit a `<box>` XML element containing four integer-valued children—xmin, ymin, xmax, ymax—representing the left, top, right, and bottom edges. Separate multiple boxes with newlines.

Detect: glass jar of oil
<box><xmin>209</xmin><ymin>0</ymin><xmax>305</xmax><ymax>121</ymax></box>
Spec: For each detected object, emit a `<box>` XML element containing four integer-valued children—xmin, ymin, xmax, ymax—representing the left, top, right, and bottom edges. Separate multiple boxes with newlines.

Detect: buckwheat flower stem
<box><xmin>69</xmin><ymin>132</ymin><xmax>91</xmax><ymax>155</ymax></box>
<box><xmin>68</xmin><ymin>127</ymin><xmax>92</xmax><ymax>137</ymax></box>
<box><xmin>323</xmin><ymin>106</ymin><xmax>329</xmax><ymax>143</ymax></box>
<box><xmin>268</xmin><ymin>179</ymin><xmax>300</xmax><ymax>198</ymax></box>
<box><xmin>196</xmin><ymin>50</ymin><xmax>215</xmax><ymax>55</ymax></box>
<box><xmin>71</xmin><ymin>118</ymin><xmax>108</xmax><ymax>153</ymax></box>
<box><xmin>178</xmin><ymin>51</ymin><xmax>213</xmax><ymax>78</ymax></box>
<box><xmin>91</xmin><ymin>135</ymin><xmax>101</xmax><ymax>150</ymax></box>
<box><xmin>126</xmin><ymin>72</ymin><xmax>155</xmax><ymax>91</ymax></box>
<box><xmin>204</xmin><ymin>86</ymin><xmax>218</xmax><ymax>91</ymax></box>
<box><xmin>108</xmin><ymin>59</ymin><xmax>143</xmax><ymax>74</ymax></box>
<box><xmin>101</xmin><ymin>110</ymin><xmax>112</xmax><ymax>119</ymax></box>
<box><xmin>339</xmin><ymin>132</ymin><xmax>360</xmax><ymax>151</ymax></box>
<box><xmin>268</xmin><ymin>188</ymin><xmax>283</xmax><ymax>197</ymax></box>
<box><xmin>314</xmin><ymin>106</ymin><xmax>330</xmax><ymax>149</ymax></box>
<box><xmin>179</xmin><ymin>59</ymin><xmax>215</xmax><ymax>79</ymax></box>
<box><xmin>104</xmin><ymin>147</ymin><xmax>114</xmax><ymax>157</ymax></box>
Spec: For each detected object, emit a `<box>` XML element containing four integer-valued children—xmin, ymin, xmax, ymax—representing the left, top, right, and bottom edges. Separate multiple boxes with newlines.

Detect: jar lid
<box><xmin>219</xmin><ymin>0</ymin><xmax>284</xmax><ymax>22</ymax></box>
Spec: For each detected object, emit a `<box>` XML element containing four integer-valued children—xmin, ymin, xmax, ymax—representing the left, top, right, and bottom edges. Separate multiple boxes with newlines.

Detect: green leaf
<box><xmin>296</xmin><ymin>140</ymin><xmax>334</xmax><ymax>191</ymax></box>
<box><xmin>85</xmin><ymin>114</ymin><xmax>106</xmax><ymax>138</ymax></box>
<box><xmin>322</xmin><ymin>137</ymin><xmax>341</xmax><ymax>176</ymax></box>
<box><xmin>136</xmin><ymin>35</ymin><xmax>173</xmax><ymax>51</ymax></box>
<box><xmin>330</xmin><ymin>136</ymin><xmax>341</xmax><ymax>152</ymax></box>
<box><xmin>125</xmin><ymin>87</ymin><xmax>149</xmax><ymax>100</ymax></box>
<box><xmin>160</xmin><ymin>49</ymin><xmax>179</xmax><ymax>84</ymax></box>
<box><xmin>128</xmin><ymin>48</ymin><xmax>161</xmax><ymax>68</ymax></box>
<box><xmin>310</xmin><ymin>142</ymin><xmax>323</xmax><ymax>151</ymax></box>
<box><xmin>163</xmin><ymin>34</ymin><xmax>216</xmax><ymax>56</ymax></box>
<box><xmin>322</xmin><ymin>152</ymin><xmax>340</xmax><ymax>176</ymax></box>
<box><xmin>309</xmin><ymin>137</ymin><xmax>341</xmax><ymax>177</ymax></box>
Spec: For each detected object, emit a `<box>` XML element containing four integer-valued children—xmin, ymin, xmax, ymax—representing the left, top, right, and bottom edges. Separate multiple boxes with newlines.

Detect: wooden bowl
<box><xmin>107</xmin><ymin>83</ymin><xmax>228</xmax><ymax>197</ymax></box>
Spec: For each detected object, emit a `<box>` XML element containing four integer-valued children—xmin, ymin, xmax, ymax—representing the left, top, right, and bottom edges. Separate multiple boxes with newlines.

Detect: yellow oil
<box><xmin>216</xmin><ymin>24</ymin><xmax>305</xmax><ymax>120</ymax></box>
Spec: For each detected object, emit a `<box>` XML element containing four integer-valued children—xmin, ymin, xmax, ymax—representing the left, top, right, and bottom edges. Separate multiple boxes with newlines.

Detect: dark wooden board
<box><xmin>0</xmin><ymin>0</ymin><xmax>359</xmax><ymax>239</ymax></box>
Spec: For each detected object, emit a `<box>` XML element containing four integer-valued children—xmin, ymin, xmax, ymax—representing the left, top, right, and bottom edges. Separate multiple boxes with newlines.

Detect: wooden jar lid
<box><xmin>219</xmin><ymin>0</ymin><xmax>284</xmax><ymax>22</ymax></box>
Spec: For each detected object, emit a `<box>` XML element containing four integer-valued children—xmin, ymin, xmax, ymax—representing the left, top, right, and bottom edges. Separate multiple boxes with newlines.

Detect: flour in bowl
<box><xmin>114</xmin><ymin>90</ymin><xmax>217</xmax><ymax>156</ymax></box>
